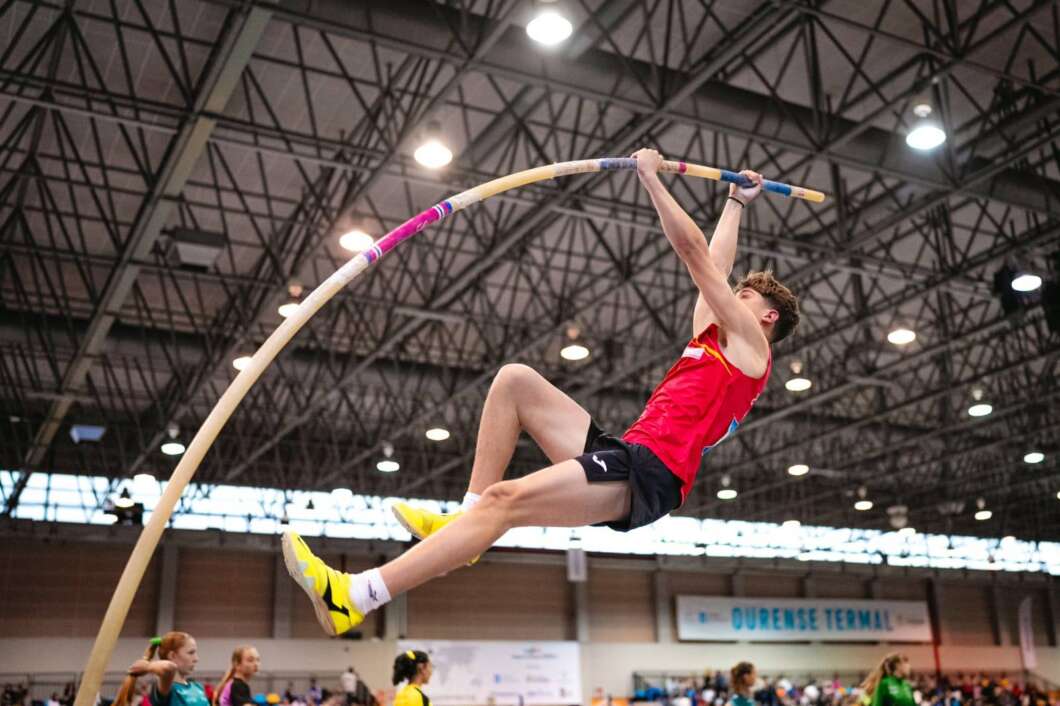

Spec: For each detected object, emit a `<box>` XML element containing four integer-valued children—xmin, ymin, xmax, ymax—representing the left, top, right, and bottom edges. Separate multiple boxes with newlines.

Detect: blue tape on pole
<box><xmin>764</xmin><ymin>181</ymin><xmax>792</xmax><ymax>196</ymax></box>
<box><xmin>600</xmin><ymin>158</ymin><xmax>635</xmax><ymax>170</ymax></box>
<box><xmin>718</xmin><ymin>169</ymin><xmax>750</xmax><ymax>185</ymax></box>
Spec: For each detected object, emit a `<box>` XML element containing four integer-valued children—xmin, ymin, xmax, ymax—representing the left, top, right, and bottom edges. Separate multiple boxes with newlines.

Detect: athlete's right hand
<box><xmin>729</xmin><ymin>169</ymin><xmax>763</xmax><ymax>205</ymax></box>
<box><xmin>631</xmin><ymin>148</ymin><xmax>663</xmax><ymax>178</ymax></box>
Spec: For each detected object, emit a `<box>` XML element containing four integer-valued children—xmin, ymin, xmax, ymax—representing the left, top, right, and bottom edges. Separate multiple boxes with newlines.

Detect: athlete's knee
<box><xmin>492</xmin><ymin>363</ymin><xmax>540</xmax><ymax>395</ymax></box>
<box><xmin>478</xmin><ymin>479</ymin><xmax>525</xmax><ymax>525</ymax></box>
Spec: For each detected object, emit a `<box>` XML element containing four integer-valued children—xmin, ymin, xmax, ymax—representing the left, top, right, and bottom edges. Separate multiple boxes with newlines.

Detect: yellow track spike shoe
<box><xmin>281</xmin><ymin>531</ymin><xmax>363</xmax><ymax>636</ymax></box>
<box><xmin>391</xmin><ymin>502</ymin><xmax>479</xmax><ymax>564</ymax></box>
<box><xmin>391</xmin><ymin>501</ymin><xmax>463</xmax><ymax>539</ymax></box>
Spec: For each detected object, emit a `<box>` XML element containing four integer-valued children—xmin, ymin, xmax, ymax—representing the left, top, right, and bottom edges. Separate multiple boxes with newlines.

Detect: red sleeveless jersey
<box><xmin>622</xmin><ymin>323</ymin><xmax>771</xmax><ymax>501</ymax></box>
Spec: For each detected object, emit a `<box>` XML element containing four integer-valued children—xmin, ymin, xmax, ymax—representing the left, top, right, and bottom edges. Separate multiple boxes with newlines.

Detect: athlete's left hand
<box><xmin>631</xmin><ymin>148</ymin><xmax>664</xmax><ymax>178</ymax></box>
<box><xmin>729</xmin><ymin>169</ymin><xmax>763</xmax><ymax>205</ymax></box>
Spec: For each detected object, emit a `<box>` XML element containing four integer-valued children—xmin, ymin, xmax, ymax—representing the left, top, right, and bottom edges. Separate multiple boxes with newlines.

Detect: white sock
<box><xmin>347</xmin><ymin>568</ymin><xmax>391</xmax><ymax>615</ymax></box>
<box><xmin>461</xmin><ymin>492</ymin><xmax>481</xmax><ymax>511</ymax></box>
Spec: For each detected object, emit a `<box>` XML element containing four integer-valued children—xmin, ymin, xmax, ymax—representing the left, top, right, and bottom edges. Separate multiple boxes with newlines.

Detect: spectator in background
<box><xmin>340</xmin><ymin>669</ymin><xmax>358</xmax><ymax>706</ymax></box>
<box><xmin>2</xmin><ymin>684</ymin><xmax>28</xmax><ymax>706</ymax></box>
<box><xmin>214</xmin><ymin>646</ymin><xmax>261</xmax><ymax>706</ymax></box>
<box><xmin>307</xmin><ymin>680</ymin><xmax>322</xmax><ymax>706</ymax></box>
<box><xmin>729</xmin><ymin>662</ymin><xmax>757</xmax><ymax>706</ymax></box>
<box><xmin>392</xmin><ymin>650</ymin><xmax>433</xmax><ymax>706</ymax></box>
<box><xmin>860</xmin><ymin>653</ymin><xmax>914</xmax><ymax>706</ymax></box>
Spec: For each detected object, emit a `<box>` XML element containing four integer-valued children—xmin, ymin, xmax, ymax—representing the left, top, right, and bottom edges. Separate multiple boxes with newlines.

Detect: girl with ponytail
<box><xmin>728</xmin><ymin>662</ymin><xmax>757</xmax><ymax>706</ymax></box>
<box><xmin>391</xmin><ymin>650</ymin><xmax>432</xmax><ymax>706</ymax></box>
<box><xmin>213</xmin><ymin>647</ymin><xmax>261</xmax><ymax>706</ymax></box>
<box><xmin>116</xmin><ymin>632</ymin><xmax>207</xmax><ymax>706</ymax></box>
<box><xmin>859</xmin><ymin>653</ymin><xmax>913</xmax><ymax>706</ymax></box>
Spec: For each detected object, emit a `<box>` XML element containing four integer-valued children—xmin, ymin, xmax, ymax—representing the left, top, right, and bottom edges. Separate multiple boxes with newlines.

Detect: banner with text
<box><xmin>676</xmin><ymin>596</ymin><xmax>932</xmax><ymax>642</ymax></box>
<box><xmin>397</xmin><ymin>640</ymin><xmax>581</xmax><ymax>705</ymax></box>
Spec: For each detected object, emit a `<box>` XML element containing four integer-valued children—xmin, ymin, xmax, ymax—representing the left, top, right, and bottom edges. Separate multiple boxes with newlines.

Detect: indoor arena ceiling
<box><xmin>1</xmin><ymin>0</ymin><xmax>1059</xmax><ymax>541</ymax></box>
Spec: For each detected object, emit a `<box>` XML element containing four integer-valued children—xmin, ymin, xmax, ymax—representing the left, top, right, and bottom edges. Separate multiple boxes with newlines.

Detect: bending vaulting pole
<box><xmin>73</xmin><ymin>157</ymin><xmax>824</xmax><ymax>706</ymax></box>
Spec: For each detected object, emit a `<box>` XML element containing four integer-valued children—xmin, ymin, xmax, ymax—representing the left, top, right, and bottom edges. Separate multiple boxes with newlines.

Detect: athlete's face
<box><xmin>736</xmin><ymin>287</ymin><xmax>779</xmax><ymax>330</ymax></box>
<box><xmin>238</xmin><ymin>648</ymin><xmax>261</xmax><ymax>678</ymax></box>
<box><xmin>417</xmin><ymin>661</ymin><xmax>433</xmax><ymax>684</ymax></box>
<box><xmin>164</xmin><ymin>638</ymin><xmax>199</xmax><ymax>676</ymax></box>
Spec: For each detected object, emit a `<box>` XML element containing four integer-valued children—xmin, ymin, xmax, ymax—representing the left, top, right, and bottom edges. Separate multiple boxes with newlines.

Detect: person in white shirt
<box><xmin>339</xmin><ymin>668</ymin><xmax>358</xmax><ymax>706</ymax></box>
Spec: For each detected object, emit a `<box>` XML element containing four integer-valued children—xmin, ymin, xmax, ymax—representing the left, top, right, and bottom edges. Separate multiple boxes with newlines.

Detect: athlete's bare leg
<box><xmin>467</xmin><ymin>364</ymin><xmax>592</xmax><ymax>495</ymax></box>
<box><xmin>381</xmin><ymin>460</ymin><xmax>629</xmax><ymax>595</ymax></box>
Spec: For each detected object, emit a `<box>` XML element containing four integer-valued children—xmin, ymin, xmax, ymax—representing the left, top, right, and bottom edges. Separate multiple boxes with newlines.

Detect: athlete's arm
<box><xmin>633</xmin><ymin>149</ymin><xmax>769</xmax><ymax>375</ymax></box>
<box><xmin>128</xmin><ymin>659</ymin><xmax>178</xmax><ymax>698</ymax></box>
<box><xmin>693</xmin><ymin>170</ymin><xmax>764</xmax><ymax>335</ymax></box>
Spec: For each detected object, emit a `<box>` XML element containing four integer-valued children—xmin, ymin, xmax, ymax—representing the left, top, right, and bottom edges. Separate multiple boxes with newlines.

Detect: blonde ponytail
<box><xmin>859</xmin><ymin>652</ymin><xmax>907</xmax><ymax>699</ymax></box>
<box><xmin>213</xmin><ymin>646</ymin><xmax>254</xmax><ymax>706</ymax></box>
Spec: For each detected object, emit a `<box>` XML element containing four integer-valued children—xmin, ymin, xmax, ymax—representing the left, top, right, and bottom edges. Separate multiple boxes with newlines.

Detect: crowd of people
<box><xmin>635</xmin><ymin>654</ymin><xmax>1058</xmax><ymax>706</ymax></box>
<box><xmin>6</xmin><ymin>645</ymin><xmax>1058</xmax><ymax>706</ymax></box>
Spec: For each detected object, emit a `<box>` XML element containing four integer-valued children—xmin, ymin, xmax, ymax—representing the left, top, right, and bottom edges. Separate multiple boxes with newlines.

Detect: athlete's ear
<box><xmin>762</xmin><ymin>309</ymin><xmax>779</xmax><ymax>325</ymax></box>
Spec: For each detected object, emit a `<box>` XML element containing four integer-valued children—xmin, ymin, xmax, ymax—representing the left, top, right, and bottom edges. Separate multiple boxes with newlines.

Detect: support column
<box><xmin>574</xmin><ymin>581</ymin><xmax>591</xmax><ymax>643</ymax></box>
<box><xmin>1047</xmin><ymin>580</ymin><xmax>1059</xmax><ymax>647</ymax></box>
<box><xmin>653</xmin><ymin>571</ymin><xmax>673</xmax><ymax>643</ymax></box>
<box><xmin>384</xmin><ymin>593</ymin><xmax>408</xmax><ymax>640</ymax></box>
<box><xmin>927</xmin><ymin>579</ymin><xmax>944</xmax><ymax>679</ymax></box>
<box><xmin>155</xmin><ymin>543</ymin><xmax>179</xmax><ymax>635</ymax></box>
<box><xmin>272</xmin><ymin>553</ymin><xmax>292</xmax><ymax>638</ymax></box>
<box><xmin>870</xmin><ymin>579</ymin><xmax>890</xmax><ymax>647</ymax></box>
<box><xmin>990</xmin><ymin>584</ymin><xmax>1010</xmax><ymax>646</ymax></box>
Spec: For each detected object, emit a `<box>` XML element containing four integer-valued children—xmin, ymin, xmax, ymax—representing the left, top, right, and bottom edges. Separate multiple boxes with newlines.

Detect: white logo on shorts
<box><xmin>592</xmin><ymin>454</ymin><xmax>608</xmax><ymax>472</ymax></box>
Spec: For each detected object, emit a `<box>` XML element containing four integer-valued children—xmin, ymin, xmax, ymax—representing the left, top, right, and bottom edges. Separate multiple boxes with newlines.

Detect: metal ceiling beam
<box><xmin>222</xmin><ymin>0</ymin><xmax>1060</xmax><ymax>217</ymax></box>
<box><xmin>2</xmin><ymin>3</ymin><xmax>274</xmax><ymax>516</ymax></box>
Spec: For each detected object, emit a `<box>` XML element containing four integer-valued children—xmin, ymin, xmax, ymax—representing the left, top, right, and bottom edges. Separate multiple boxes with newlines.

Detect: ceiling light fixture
<box><xmin>161</xmin><ymin>424</ymin><xmax>185</xmax><ymax>456</ymax></box>
<box><xmin>898</xmin><ymin>527</ymin><xmax>917</xmax><ymax>537</ymax></box>
<box><xmin>233</xmin><ymin>355</ymin><xmax>253</xmax><ymax>371</ymax></box>
<box><xmin>560</xmin><ymin>343</ymin><xmax>590</xmax><ymax>361</ymax></box>
<box><xmin>425</xmin><ymin>427</ymin><xmax>451</xmax><ymax>441</ymax></box>
<box><xmin>339</xmin><ymin>228</ymin><xmax>374</xmax><ymax>253</ymax></box>
<box><xmin>787</xmin><ymin>463</ymin><xmax>809</xmax><ymax>477</ymax></box>
<box><xmin>854</xmin><ymin>486</ymin><xmax>872</xmax><ymax>511</ymax></box>
<box><xmin>717</xmin><ymin>474</ymin><xmax>737</xmax><ymax>500</ymax></box>
<box><xmin>967</xmin><ymin>387</ymin><xmax>992</xmax><ymax>417</ymax></box>
<box><xmin>526</xmin><ymin>5</ymin><xmax>573</xmax><ymax>45</ymax></box>
<box><xmin>1011</xmin><ymin>273</ymin><xmax>1042</xmax><ymax>293</ymax></box>
<box><xmin>378</xmin><ymin>441</ymin><xmax>399</xmax><ymax>473</ymax></box>
<box><xmin>414</xmin><ymin>121</ymin><xmax>453</xmax><ymax>168</ymax></box>
<box><xmin>560</xmin><ymin>324</ymin><xmax>590</xmax><ymax>361</ymax></box>
<box><xmin>161</xmin><ymin>441</ymin><xmax>185</xmax><ymax>456</ymax></box>
<box><xmin>887</xmin><ymin>327</ymin><xmax>916</xmax><ymax>345</ymax></box>
<box><xmin>905</xmin><ymin>101</ymin><xmax>946</xmax><ymax>151</ymax></box>
<box><xmin>974</xmin><ymin>497</ymin><xmax>991</xmax><ymax>521</ymax></box>
<box><xmin>782</xmin><ymin>519</ymin><xmax>801</xmax><ymax>529</ymax></box>
<box><xmin>785</xmin><ymin>360</ymin><xmax>811</xmax><ymax>392</ymax></box>
<box><xmin>1024</xmin><ymin>451</ymin><xmax>1044</xmax><ymax>464</ymax></box>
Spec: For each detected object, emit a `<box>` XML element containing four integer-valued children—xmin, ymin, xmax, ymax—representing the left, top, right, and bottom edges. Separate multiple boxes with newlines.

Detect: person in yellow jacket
<box><xmin>393</xmin><ymin>650</ymin><xmax>432</xmax><ymax>706</ymax></box>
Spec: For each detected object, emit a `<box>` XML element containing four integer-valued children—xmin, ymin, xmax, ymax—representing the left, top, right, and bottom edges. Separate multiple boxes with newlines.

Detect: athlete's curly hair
<box><xmin>735</xmin><ymin>270</ymin><xmax>800</xmax><ymax>343</ymax></box>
